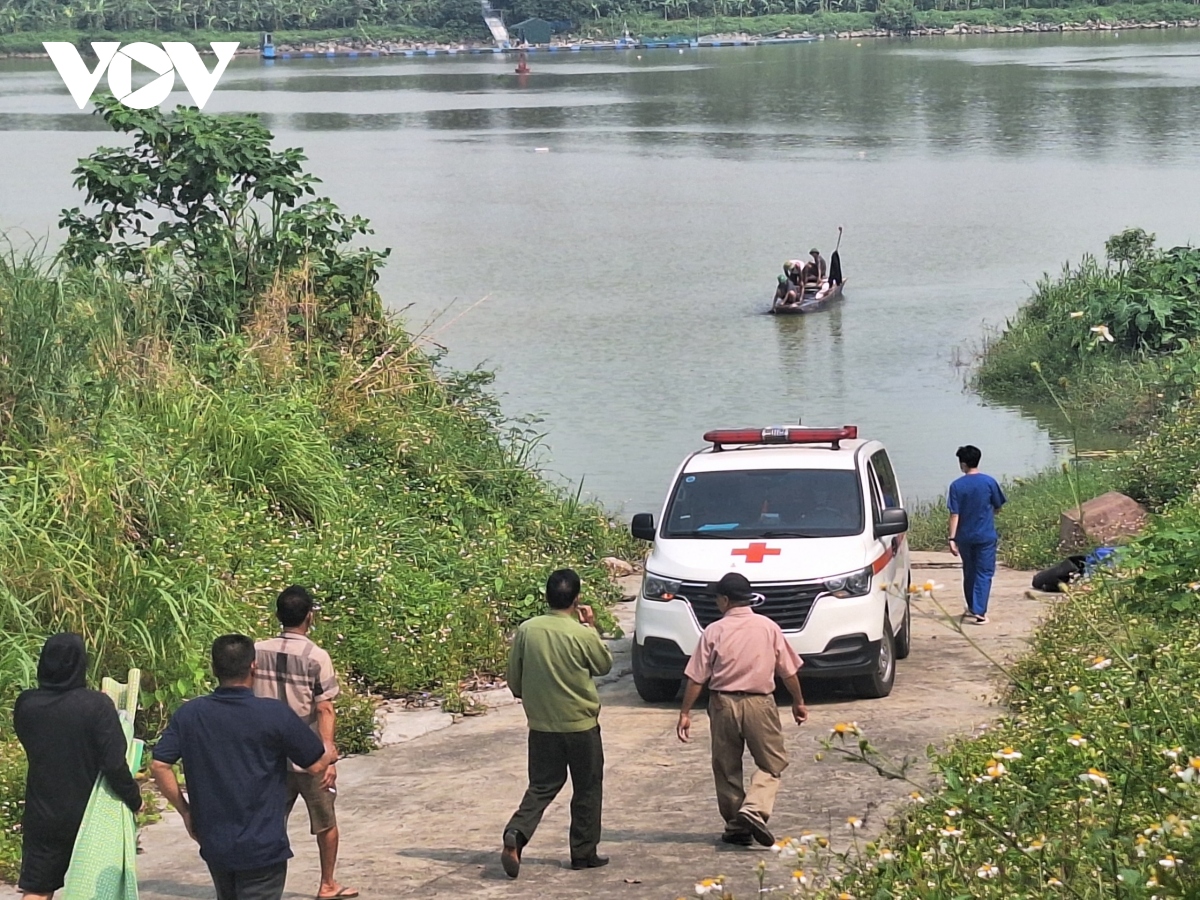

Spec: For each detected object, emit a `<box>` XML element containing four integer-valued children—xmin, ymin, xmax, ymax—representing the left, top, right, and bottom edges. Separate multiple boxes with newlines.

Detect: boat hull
<box><xmin>770</xmin><ymin>279</ymin><xmax>846</xmax><ymax>315</ymax></box>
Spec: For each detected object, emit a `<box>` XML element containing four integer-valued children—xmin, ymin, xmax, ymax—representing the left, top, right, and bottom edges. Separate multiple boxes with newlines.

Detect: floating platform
<box><xmin>261</xmin><ymin>34</ymin><xmax>818</xmax><ymax>60</ymax></box>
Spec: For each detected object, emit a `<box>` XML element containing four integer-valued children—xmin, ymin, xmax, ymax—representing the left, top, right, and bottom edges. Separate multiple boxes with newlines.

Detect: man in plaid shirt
<box><xmin>254</xmin><ymin>586</ymin><xmax>358</xmax><ymax>900</ymax></box>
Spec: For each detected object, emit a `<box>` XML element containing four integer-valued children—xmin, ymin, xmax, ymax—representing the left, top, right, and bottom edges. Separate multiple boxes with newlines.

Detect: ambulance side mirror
<box><xmin>631</xmin><ymin>513</ymin><xmax>656</xmax><ymax>541</ymax></box>
<box><xmin>874</xmin><ymin>508</ymin><xmax>908</xmax><ymax>538</ymax></box>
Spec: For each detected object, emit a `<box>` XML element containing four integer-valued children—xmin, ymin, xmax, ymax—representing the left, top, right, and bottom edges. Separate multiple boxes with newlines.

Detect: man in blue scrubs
<box><xmin>947</xmin><ymin>445</ymin><xmax>1006</xmax><ymax>625</ymax></box>
<box><xmin>152</xmin><ymin>635</ymin><xmax>332</xmax><ymax>900</ymax></box>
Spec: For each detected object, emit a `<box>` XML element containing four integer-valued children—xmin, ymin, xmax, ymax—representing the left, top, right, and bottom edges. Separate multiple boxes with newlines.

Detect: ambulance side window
<box><xmin>866</xmin><ymin>463</ymin><xmax>883</xmax><ymax>525</ymax></box>
<box><xmin>871</xmin><ymin>450</ymin><xmax>901</xmax><ymax>509</ymax></box>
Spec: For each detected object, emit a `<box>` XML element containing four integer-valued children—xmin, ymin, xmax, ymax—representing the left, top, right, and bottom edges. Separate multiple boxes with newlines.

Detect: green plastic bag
<box><xmin>62</xmin><ymin>670</ymin><xmax>144</xmax><ymax>900</ymax></box>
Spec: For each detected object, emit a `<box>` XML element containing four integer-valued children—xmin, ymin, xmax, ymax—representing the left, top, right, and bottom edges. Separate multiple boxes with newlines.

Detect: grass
<box><xmin>906</xmin><ymin>462</ymin><xmax>1121</xmax><ymax>571</ymax></box>
<box><xmin>975</xmin><ymin>239</ymin><xmax>1200</xmax><ymax>435</ymax></box>
<box><xmin>718</xmin><ymin>578</ymin><xmax>1200</xmax><ymax>898</ymax></box>
<box><xmin>0</xmin><ymin>249</ymin><xmax>639</xmax><ymax>877</ymax></box>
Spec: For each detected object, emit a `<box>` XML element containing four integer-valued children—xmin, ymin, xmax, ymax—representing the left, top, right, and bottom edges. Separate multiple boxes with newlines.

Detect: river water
<box><xmin>3</xmin><ymin>32</ymin><xmax>1200</xmax><ymax>513</ymax></box>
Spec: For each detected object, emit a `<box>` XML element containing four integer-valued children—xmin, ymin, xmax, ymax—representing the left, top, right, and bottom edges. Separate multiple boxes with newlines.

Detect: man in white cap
<box><xmin>676</xmin><ymin>572</ymin><xmax>808</xmax><ymax>847</ymax></box>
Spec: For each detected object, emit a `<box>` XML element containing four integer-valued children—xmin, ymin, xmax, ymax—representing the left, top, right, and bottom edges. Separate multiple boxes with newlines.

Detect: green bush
<box><xmin>781</xmin><ymin>585</ymin><xmax>1200</xmax><ymax>898</ymax></box>
<box><xmin>976</xmin><ymin>234</ymin><xmax>1200</xmax><ymax>430</ymax></box>
<box><xmin>1121</xmin><ymin>392</ymin><xmax>1200</xmax><ymax>510</ymax></box>
<box><xmin>0</xmin><ymin>741</ymin><xmax>23</xmax><ymax>884</ymax></box>
<box><xmin>0</xmin><ymin>101</ymin><xmax>637</xmax><ymax>808</ymax></box>
<box><xmin>334</xmin><ymin>689</ymin><xmax>381</xmax><ymax>756</ymax></box>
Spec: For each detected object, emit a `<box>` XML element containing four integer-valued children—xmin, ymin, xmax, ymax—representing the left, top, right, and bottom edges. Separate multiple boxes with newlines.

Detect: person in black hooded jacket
<box><xmin>13</xmin><ymin>633</ymin><xmax>143</xmax><ymax>899</ymax></box>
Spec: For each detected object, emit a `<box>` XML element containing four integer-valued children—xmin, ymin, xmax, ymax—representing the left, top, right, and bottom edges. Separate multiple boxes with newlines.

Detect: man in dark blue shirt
<box><xmin>947</xmin><ymin>445</ymin><xmax>1007</xmax><ymax>625</ymax></box>
<box><xmin>152</xmin><ymin>635</ymin><xmax>330</xmax><ymax>900</ymax></box>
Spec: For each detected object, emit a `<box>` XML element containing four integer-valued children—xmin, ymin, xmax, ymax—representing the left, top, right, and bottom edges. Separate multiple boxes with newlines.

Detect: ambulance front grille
<box><xmin>679</xmin><ymin>580</ymin><xmax>824</xmax><ymax>633</ymax></box>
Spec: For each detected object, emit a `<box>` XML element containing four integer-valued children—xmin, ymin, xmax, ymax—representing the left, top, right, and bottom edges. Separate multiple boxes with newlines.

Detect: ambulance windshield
<box><xmin>664</xmin><ymin>469</ymin><xmax>864</xmax><ymax>539</ymax></box>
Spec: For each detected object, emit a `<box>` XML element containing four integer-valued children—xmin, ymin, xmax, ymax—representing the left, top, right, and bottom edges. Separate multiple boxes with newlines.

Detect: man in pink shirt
<box><xmin>677</xmin><ymin>572</ymin><xmax>808</xmax><ymax>847</ymax></box>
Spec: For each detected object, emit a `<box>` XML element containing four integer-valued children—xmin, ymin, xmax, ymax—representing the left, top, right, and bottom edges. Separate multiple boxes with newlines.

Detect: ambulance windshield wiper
<box><xmin>671</xmin><ymin>529</ymin><xmax>739</xmax><ymax>538</ymax></box>
<box><xmin>760</xmin><ymin>530</ymin><xmax>822</xmax><ymax>538</ymax></box>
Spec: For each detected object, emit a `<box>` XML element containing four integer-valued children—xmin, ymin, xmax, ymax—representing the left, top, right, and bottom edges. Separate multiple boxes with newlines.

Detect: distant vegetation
<box><xmin>0</xmin><ymin>0</ymin><xmax>1198</xmax><ymax>42</ymax></box>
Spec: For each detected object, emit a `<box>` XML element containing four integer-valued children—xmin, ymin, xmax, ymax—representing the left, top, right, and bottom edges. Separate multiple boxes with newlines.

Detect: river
<box><xmin>2</xmin><ymin>31</ymin><xmax>1199</xmax><ymax>513</ymax></box>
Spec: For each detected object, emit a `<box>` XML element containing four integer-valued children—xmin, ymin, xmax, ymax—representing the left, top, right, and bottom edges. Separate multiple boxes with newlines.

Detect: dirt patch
<box><xmin>126</xmin><ymin>552</ymin><xmax>1045</xmax><ymax>900</ymax></box>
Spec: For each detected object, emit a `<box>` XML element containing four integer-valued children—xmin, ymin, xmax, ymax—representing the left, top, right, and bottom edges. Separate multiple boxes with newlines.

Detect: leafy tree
<box><xmin>59</xmin><ymin>95</ymin><xmax>388</xmax><ymax>338</ymax></box>
<box><xmin>874</xmin><ymin>0</ymin><xmax>916</xmax><ymax>31</ymax></box>
<box><xmin>1105</xmin><ymin>227</ymin><xmax>1156</xmax><ymax>271</ymax></box>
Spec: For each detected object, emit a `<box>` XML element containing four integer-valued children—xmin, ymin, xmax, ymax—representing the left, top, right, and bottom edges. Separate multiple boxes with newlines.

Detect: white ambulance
<box><xmin>629</xmin><ymin>425</ymin><xmax>911</xmax><ymax>702</ymax></box>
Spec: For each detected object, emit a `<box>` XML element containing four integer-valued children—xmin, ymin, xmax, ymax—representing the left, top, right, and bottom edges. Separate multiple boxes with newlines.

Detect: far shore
<box><xmin>2</xmin><ymin>15</ymin><xmax>1198</xmax><ymax>59</ymax></box>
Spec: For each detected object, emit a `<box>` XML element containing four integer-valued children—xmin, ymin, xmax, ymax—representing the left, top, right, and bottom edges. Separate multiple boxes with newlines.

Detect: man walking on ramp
<box><xmin>254</xmin><ymin>585</ymin><xmax>358</xmax><ymax>900</ymax></box>
<box><xmin>152</xmin><ymin>635</ymin><xmax>331</xmax><ymax>900</ymax></box>
<box><xmin>947</xmin><ymin>444</ymin><xmax>1006</xmax><ymax>625</ymax></box>
<box><xmin>677</xmin><ymin>572</ymin><xmax>808</xmax><ymax>847</ymax></box>
<box><xmin>501</xmin><ymin>568</ymin><xmax>613</xmax><ymax>878</ymax></box>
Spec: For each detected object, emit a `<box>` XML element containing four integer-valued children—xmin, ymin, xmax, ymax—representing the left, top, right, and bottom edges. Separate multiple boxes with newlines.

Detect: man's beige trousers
<box><xmin>707</xmin><ymin>691</ymin><xmax>789</xmax><ymax>825</ymax></box>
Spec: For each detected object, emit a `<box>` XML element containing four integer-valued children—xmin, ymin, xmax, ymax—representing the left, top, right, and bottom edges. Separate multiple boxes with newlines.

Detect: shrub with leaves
<box><xmin>58</xmin><ymin>96</ymin><xmax>388</xmax><ymax>338</ymax></box>
<box><xmin>683</xmin><ymin>581</ymin><xmax>1200</xmax><ymax>899</ymax></box>
<box><xmin>0</xmin><ymin>102</ymin><xmax>640</xmax><ymax>878</ymax></box>
<box><xmin>0</xmin><ymin>741</ymin><xmax>24</xmax><ymax>884</ymax></box>
<box><xmin>976</xmin><ymin>233</ymin><xmax>1200</xmax><ymax>429</ymax></box>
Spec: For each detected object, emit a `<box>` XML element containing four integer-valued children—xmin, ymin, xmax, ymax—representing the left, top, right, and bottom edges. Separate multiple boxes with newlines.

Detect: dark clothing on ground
<box><xmin>152</xmin><ymin>686</ymin><xmax>324</xmax><ymax>872</ymax></box>
<box><xmin>14</xmin><ymin>633</ymin><xmax>142</xmax><ymax>894</ymax></box>
<box><xmin>1032</xmin><ymin>555</ymin><xmax>1086</xmax><ymax>593</ymax></box>
<box><xmin>505</xmin><ymin>726</ymin><xmax>604</xmax><ymax>860</ymax></box>
<box><xmin>206</xmin><ymin>861</ymin><xmax>289</xmax><ymax>900</ymax></box>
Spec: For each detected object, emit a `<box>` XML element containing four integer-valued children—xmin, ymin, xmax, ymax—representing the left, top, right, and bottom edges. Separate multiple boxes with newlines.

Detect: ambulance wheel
<box><xmin>632</xmin><ymin>641</ymin><xmax>681</xmax><ymax>703</ymax></box>
<box><xmin>894</xmin><ymin>595</ymin><xmax>912</xmax><ymax>661</ymax></box>
<box><xmin>853</xmin><ymin>615</ymin><xmax>896</xmax><ymax>699</ymax></box>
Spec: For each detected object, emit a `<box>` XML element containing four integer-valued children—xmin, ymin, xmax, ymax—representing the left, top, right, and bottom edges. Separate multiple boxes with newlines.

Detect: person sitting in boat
<box><xmin>784</xmin><ymin>260</ymin><xmax>805</xmax><ymax>287</ymax></box>
<box><xmin>801</xmin><ymin>248</ymin><xmax>826</xmax><ymax>291</ymax></box>
<box><xmin>775</xmin><ymin>274</ymin><xmax>800</xmax><ymax>306</ymax></box>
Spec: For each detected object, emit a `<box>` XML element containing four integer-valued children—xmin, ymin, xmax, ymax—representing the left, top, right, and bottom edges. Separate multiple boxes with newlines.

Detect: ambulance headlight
<box><xmin>643</xmin><ymin>573</ymin><xmax>682</xmax><ymax>602</ymax></box>
<box><xmin>822</xmin><ymin>567</ymin><xmax>872</xmax><ymax>598</ymax></box>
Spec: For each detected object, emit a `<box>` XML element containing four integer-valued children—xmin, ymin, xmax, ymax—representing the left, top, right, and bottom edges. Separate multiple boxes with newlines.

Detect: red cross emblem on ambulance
<box><xmin>731</xmin><ymin>543</ymin><xmax>781</xmax><ymax>564</ymax></box>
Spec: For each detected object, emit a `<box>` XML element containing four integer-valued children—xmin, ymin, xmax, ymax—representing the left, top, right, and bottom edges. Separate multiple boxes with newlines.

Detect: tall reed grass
<box><xmin>0</xmin><ymin>250</ymin><xmax>638</xmax><ymax>879</ymax></box>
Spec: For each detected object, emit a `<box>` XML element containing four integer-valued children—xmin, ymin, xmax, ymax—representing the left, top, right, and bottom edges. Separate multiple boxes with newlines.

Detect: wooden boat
<box><xmin>770</xmin><ymin>279</ymin><xmax>846</xmax><ymax>315</ymax></box>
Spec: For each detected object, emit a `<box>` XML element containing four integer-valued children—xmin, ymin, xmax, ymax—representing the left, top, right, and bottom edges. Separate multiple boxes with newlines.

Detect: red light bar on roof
<box><xmin>703</xmin><ymin>426</ymin><xmax>858</xmax><ymax>449</ymax></box>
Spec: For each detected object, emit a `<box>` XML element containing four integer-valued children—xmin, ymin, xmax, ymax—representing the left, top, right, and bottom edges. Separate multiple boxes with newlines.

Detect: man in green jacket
<box><xmin>501</xmin><ymin>568</ymin><xmax>613</xmax><ymax>878</ymax></box>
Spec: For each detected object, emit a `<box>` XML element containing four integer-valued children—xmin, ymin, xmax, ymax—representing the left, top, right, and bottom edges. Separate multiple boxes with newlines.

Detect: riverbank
<box><xmin>0</xmin><ymin>101</ymin><xmax>638</xmax><ymax>880</ymax></box>
<box><xmin>908</xmin><ymin>229</ymin><xmax>1200</xmax><ymax>572</ymax></box>
<box><xmin>3</xmin><ymin>6</ymin><xmax>1199</xmax><ymax>57</ymax></box>
<box><xmin>740</xmin><ymin>228</ymin><xmax>1200</xmax><ymax>899</ymax></box>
